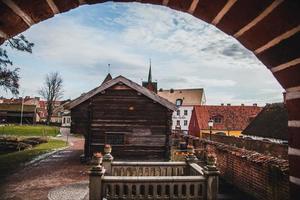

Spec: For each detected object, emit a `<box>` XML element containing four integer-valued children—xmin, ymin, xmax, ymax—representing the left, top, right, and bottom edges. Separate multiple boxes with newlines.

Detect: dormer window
<box><xmin>212</xmin><ymin>115</ymin><xmax>223</xmax><ymax>124</ymax></box>
<box><xmin>176</xmin><ymin>99</ymin><xmax>183</xmax><ymax>106</ymax></box>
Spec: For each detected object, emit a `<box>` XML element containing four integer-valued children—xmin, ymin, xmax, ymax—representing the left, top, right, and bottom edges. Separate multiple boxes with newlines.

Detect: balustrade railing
<box><xmin>102</xmin><ymin>176</ymin><xmax>205</xmax><ymax>200</ymax></box>
<box><xmin>111</xmin><ymin>161</ymin><xmax>188</xmax><ymax>176</ymax></box>
<box><xmin>89</xmin><ymin>147</ymin><xmax>219</xmax><ymax>200</ymax></box>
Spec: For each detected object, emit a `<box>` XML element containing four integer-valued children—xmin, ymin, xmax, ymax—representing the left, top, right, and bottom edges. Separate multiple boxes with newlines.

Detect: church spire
<box><xmin>148</xmin><ymin>59</ymin><xmax>152</xmax><ymax>83</ymax></box>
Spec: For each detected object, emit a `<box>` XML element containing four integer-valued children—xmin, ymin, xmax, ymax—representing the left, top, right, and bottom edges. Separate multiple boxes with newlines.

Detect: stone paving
<box><xmin>48</xmin><ymin>181</ymin><xmax>88</xmax><ymax>200</ymax></box>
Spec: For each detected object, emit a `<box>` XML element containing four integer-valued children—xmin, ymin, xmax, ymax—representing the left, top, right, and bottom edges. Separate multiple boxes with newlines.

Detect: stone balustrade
<box><xmin>89</xmin><ymin>147</ymin><xmax>219</xmax><ymax>200</ymax></box>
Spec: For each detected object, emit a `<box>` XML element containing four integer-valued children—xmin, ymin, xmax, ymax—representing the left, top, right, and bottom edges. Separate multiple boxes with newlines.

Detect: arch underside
<box><xmin>0</xmin><ymin>0</ymin><xmax>300</xmax><ymax>195</ymax></box>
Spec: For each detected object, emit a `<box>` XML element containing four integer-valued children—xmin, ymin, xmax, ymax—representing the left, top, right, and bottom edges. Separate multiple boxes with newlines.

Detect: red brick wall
<box><xmin>193</xmin><ymin>138</ymin><xmax>289</xmax><ymax>200</ymax></box>
<box><xmin>202</xmin><ymin>133</ymin><xmax>288</xmax><ymax>159</ymax></box>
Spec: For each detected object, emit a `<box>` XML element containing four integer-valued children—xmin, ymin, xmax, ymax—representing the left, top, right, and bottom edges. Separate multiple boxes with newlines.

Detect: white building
<box><xmin>158</xmin><ymin>88</ymin><xmax>206</xmax><ymax>133</ymax></box>
<box><xmin>61</xmin><ymin>110</ymin><xmax>71</xmax><ymax>127</ymax></box>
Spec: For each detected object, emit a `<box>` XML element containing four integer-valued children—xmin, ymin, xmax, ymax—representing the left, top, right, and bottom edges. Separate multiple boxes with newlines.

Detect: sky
<box><xmin>1</xmin><ymin>2</ymin><xmax>284</xmax><ymax>105</ymax></box>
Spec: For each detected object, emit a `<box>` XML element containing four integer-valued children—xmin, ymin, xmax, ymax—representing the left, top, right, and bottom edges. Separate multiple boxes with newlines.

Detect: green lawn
<box><xmin>0</xmin><ymin>139</ymin><xmax>67</xmax><ymax>179</ymax></box>
<box><xmin>0</xmin><ymin>125</ymin><xmax>59</xmax><ymax>137</ymax></box>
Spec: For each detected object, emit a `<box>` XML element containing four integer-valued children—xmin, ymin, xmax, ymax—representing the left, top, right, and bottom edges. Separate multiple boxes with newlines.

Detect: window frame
<box><xmin>105</xmin><ymin>132</ymin><xmax>126</xmax><ymax>146</ymax></box>
<box><xmin>176</xmin><ymin>99</ymin><xmax>183</xmax><ymax>106</ymax></box>
<box><xmin>184</xmin><ymin>110</ymin><xmax>188</xmax><ymax>116</ymax></box>
<box><xmin>184</xmin><ymin>120</ymin><xmax>188</xmax><ymax>126</ymax></box>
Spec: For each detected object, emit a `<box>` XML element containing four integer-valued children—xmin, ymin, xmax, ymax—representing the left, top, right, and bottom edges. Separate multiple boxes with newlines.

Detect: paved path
<box><xmin>0</xmin><ymin>128</ymin><xmax>88</xmax><ymax>200</ymax></box>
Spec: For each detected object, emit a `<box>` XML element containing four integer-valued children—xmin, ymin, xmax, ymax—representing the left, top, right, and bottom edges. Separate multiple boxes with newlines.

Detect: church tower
<box><xmin>142</xmin><ymin>60</ymin><xmax>158</xmax><ymax>93</ymax></box>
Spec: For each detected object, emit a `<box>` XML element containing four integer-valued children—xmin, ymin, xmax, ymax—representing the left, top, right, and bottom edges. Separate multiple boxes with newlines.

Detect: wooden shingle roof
<box><xmin>68</xmin><ymin>76</ymin><xmax>176</xmax><ymax>111</ymax></box>
<box><xmin>242</xmin><ymin>103</ymin><xmax>288</xmax><ymax>140</ymax></box>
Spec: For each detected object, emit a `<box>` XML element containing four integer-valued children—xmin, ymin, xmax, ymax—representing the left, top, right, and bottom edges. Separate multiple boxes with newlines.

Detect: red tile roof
<box><xmin>193</xmin><ymin>105</ymin><xmax>263</xmax><ymax>131</ymax></box>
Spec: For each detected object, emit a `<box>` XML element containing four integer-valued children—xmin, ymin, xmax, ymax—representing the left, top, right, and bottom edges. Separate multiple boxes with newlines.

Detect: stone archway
<box><xmin>0</xmin><ymin>0</ymin><xmax>299</xmax><ymax>196</ymax></box>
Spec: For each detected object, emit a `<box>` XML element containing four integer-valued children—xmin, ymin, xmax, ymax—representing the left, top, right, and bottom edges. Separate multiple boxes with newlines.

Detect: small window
<box><xmin>213</xmin><ymin>116</ymin><xmax>223</xmax><ymax>124</ymax></box>
<box><xmin>176</xmin><ymin>120</ymin><xmax>180</xmax><ymax>126</ymax></box>
<box><xmin>63</xmin><ymin>118</ymin><xmax>66</xmax><ymax>124</ymax></box>
<box><xmin>184</xmin><ymin>110</ymin><xmax>188</xmax><ymax>115</ymax></box>
<box><xmin>184</xmin><ymin>120</ymin><xmax>188</xmax><ymax>126</ymax></box>
<box><xmin>176</xmin><ymin>99</ymin><xmax>183</xmax><ymax>106</ymax></box>
<box><xmin>67</xmin><ymin>118</ymin><xmax>70</xmax><ymax>123</ymax></box>
<box><xmin>106</xmin><ymin>133</ymin><xmax>124</xmax><ymax>145</ymax></box>
<box><xmin>177</xmin><ymin>110</ymin><xmax>180</xmax><ymax>116</ymax></box>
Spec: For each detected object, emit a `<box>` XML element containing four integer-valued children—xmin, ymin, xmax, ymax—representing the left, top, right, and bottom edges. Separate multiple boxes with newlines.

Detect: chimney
<box><xmin>253</xmin><ymin>103</ymin><xmax>257</xmax><ymax>107</ymax></box>
<box><xmin>227</xmin><ymin>103</ymin><xmax>231</xmax><ymax>106</ymax></box>
<box><xmin>221</xmin><ymin>103</ymin><xmax>224</xmax><ymax>106</ymax></box>
<box><xmin>241</xmin><ymin>103</ymin><xmax>244</xmax><ymax>106</ymax></box>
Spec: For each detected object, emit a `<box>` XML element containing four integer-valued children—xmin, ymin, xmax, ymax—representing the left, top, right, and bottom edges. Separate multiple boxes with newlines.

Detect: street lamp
<box><xmin>208</xmin><ymin>120</ymin><xmax>214</xmax><ymax>140</ymax></box>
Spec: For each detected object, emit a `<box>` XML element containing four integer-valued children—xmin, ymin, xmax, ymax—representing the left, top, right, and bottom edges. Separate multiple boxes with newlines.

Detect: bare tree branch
<box><xmin>38</xmin><ymin>72</ymin><xmax>64</xmax><ymax>124</ymax></box>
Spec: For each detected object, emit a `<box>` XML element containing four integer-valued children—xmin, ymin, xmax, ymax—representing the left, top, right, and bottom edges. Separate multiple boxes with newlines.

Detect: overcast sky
<box><xmin>1</xmin><ymin>2</ymin><xmax>283</xmax><ymax>105</ymax></box>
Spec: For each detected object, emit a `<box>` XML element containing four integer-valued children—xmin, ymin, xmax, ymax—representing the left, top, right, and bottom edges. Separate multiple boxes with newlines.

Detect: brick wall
<box><xmin>192</xmin><ymin>138</ymin><xmax>289</xmax><ymax>200</ymax></box>
<box><xmin>202</xmin><ymin>133</ymin><xmax>288</xmax><ymax>159</ymax></box>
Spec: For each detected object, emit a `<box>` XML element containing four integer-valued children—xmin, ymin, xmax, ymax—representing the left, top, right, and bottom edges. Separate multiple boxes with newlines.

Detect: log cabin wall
<box><xmin>71</xmin><ymin>84</ymin><xmax>173</xmax><ymax>160</ymax></box>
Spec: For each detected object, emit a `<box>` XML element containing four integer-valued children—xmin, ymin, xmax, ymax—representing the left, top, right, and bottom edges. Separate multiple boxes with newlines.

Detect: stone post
<box><xmin>102</xmin><ymin>144</ymin><xmax>114</xmax><ymax>175</ymax></box>
<box><xmin>89</xmin><ymin>165</ymin><xmax>105</xmax><ymax>200</ymax></box>
<box><xmin>204</xmin><ymin>156</ymin><xmax>220</xmax><ymax>200</ymax></box>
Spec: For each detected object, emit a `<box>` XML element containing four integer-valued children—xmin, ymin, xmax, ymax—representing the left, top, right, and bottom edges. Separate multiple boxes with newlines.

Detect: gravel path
<box><xmin>0</xmin><ymin>129</ymin><xmax>88</xmax><ymax>200</ymax></box>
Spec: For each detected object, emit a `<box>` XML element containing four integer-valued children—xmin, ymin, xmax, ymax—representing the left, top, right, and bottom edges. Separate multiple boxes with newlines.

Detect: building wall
<box><xmin>62</xmin><ymin>116</ymin><xmax>71</xmax><ymax>127</ymax></box>
<box><xmin>193</xmin><ymin>139</ymin><xmax>289</xmax><ymax>200</ymax></box>
<box><xmin>71</xmin><ymin>85</ymin><xmax>172</xmax><ymax>160</ymax></box>
<box><xmin>202</xmin><ymin>133</ymin><xmax>288</xmax><ymax>159</ymax></box>
<box><xmin>200</xmin><ymin>130</ymin><xmax>242</xmax><ymax>137</ymax></box>
<box><xmin>171</xmin><ymin>106</ymin><xmax>193</xmax><ymax>132</ymax></box>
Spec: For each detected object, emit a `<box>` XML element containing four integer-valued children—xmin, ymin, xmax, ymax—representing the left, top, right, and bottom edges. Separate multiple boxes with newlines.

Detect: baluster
<box><xmin>178</xmin><ymin>183</ymin><xmax>182</xmax><ymax>197</ymax></box>
<box><xmin>185</xmin><ymin>183</ymin><xmax>189</xmax><ymax>199</ymax></box>
<box><xmin>111</xmin><ymin>183</ymin><xmax>115</xmax><ymax>198</ymax></box>
<box><xmin>119</xmin><ymin>183</ymin><xmax>123</xmax><ymax>198</ymax></box>
<box><xmin>173</xmin><ymin>184</ymin><xmax>178</xmax><ymax>198</ymax></box>
<box><xmin>160</xmin><ymin>183</ymin><xmax>165</xmax><ymax>198</ymax></box>
<box><xmin>127</xmin><ymin>184</ymin><xmax>132</xmax><ymax>198</ymax></box>
<box><xmin>145</xmin><ymin>184</ymin><xmax>149</xmax><ymax>197</ymax></box>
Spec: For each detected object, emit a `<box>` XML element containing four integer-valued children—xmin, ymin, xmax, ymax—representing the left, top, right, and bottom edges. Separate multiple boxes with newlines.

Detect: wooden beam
<box><xmin>271</xmin><ymin>58</ymin><xmax>300</xmax><ymax>73</ymax></box>
<box><xmin>288</xmin><ymin>120</ymin><xmax>300</xmax><ymax>128</ymax></box>
<box><xmin>163</xmin><ymin>0</ymin><xmax>169</xmax><ymax>6</ymax></box>
<box><xmin>188</xmin><ymin>0</ymin><xmax>199</xmax><ymax>14</ymax></box>
<box><xmin>46</xmin><ymin>0</ymin><xmax>60</xmax><ymax>14</ymax></box>
<box><xmin>289</xmin><ymin>147</ymin><xmax>300</xmax><ymax>156</ymax></box>
<box><xmin>0</xmin><ymin>29</ymin><xmax>9</xmax><ymax>39</ymax></box>
<box><xmin>2</xmin><ymin>0</ymin><xmax>34</xmax><ymax>26</ymax></box>
<box><xmin>286</xmin><ymin>91</ymin><xmax>300</xmax><ymax>101</ymax></box>
<box><xmin>287</xmin><ymin>86</ymin><xmax>300</xmax><ymax>93</ymax></box>
<box><xmin>255</xmin><ymin>25</ymin><xmax>300</xmax><ymax>54</ymax></box>
<box><xmin>290</xmin><ymin>176</ymin><xmax>300</xmax><ymax>186</ymax></box>
<box><xmin>234</xmin><ymin>0</ymin><xmax>284</xmax><ymax>38</ymax></box>
<box><xmin>212</xmin><ymin>0</ymin><xmax>237</xmax><ymax>25</ymax></box>
<box><xmin>78</xmin><ymin>0</ymin><xmax>86</xmax><ymax>5</ymax></box>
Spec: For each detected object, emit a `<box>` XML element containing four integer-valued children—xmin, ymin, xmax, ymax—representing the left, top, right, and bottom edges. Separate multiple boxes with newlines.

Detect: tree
<box><xmin>39</xmin><ymin>72</ymin><xmax>64</xmax><ymax>124</ymax></box>
<box><xmin>0</xmin><ymin>35</ymin><xmax>34</xmax><ymax>95</ymax></box>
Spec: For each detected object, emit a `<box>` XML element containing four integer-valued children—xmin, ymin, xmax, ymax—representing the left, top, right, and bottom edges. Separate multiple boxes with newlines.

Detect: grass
<box><xmin>0</xmin><ymin>139</ymin><xmax>67</xmax><ymax>180</ymax></box>
<box><xmin>0</xmin><ymin>125</ymin><xmax>59</xmax><ymax>137</ymax></box>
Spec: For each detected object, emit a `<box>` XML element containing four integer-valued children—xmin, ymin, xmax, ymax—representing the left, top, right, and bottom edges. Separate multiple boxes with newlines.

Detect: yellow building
<box><xmin>188</xmin><ymin>105</ymin><xmax>262</xmax><ymax>138</ymax></box>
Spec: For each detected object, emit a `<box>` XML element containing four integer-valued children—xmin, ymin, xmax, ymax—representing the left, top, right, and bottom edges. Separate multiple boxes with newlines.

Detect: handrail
<box><xmin>103</xmin><ymin>175</ymin><xmax>205</xmax><ymax>182</ymax></box>
<box><xmin>112</xmin><ymin>161</ymin><xmax>186</xmax><ymax>166</ymax></box>
<box><xmin>189</xmin><ymin>163</ymin><xmax>205</xmax><ymax>176</ymax></box>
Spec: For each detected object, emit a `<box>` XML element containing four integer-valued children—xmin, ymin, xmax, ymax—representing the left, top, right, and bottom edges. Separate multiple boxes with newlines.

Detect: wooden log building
<box><xmin>68</xmin><ymin>75</ymin><xmax>176</xmax><ymax>160</ymax></box>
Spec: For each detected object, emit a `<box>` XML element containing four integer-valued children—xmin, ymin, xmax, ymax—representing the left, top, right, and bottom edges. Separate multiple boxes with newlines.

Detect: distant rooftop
<box><xmin>242</xmin><ymin>103</ymin><xmax>288</xmax><ymax>140</ymax></box>
<box><xmin>158</xmin><ymin>88</ymin><xmax>205</xmax><ymax>106</ymax></box>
